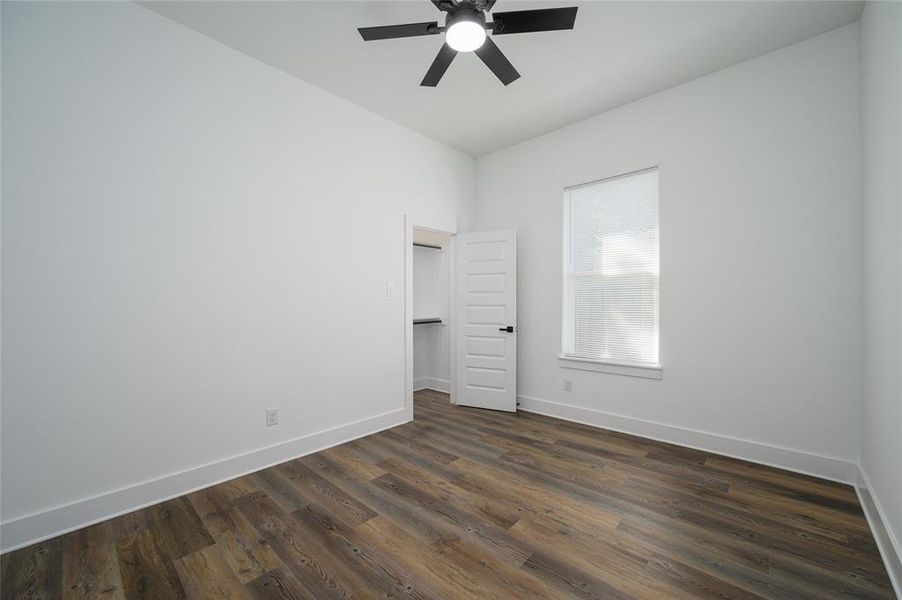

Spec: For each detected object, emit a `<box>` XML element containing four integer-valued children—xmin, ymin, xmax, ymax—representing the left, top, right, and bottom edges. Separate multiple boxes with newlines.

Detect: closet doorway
<box><xmin>404</xmin><ymin>216</ymin><xmax>457</xmax><ymax>421</ymax></box>
<box><xmin>412</xmin><ymin>228</ymin><xmax>452</xmax><ymax>394</ymax></box>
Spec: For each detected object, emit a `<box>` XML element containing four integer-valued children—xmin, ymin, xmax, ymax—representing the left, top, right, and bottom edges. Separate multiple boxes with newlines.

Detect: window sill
<box><xmin>558</xmin><ymin>356</ymin><xmax>662</xmax><ymax>380</ymax></box>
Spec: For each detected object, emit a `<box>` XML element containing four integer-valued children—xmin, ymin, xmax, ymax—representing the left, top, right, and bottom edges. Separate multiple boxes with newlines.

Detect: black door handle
<box><xmin>499</xmin><ymin>326</ymin><xmax>514</xmax><ymax>332</ymax></box>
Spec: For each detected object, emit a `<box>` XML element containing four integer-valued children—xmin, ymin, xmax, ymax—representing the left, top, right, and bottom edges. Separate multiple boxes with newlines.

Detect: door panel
<box><xmin>455</xmin><ymin>230</ymin><xmax>517</xmax><ymax>412</ymax></box>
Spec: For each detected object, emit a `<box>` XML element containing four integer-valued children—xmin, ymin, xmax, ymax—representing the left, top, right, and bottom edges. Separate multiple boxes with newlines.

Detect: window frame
<box><xmin>559</xmin><ymin>166</ymin><xmax>662</xmax><ymax>380</ymax></box>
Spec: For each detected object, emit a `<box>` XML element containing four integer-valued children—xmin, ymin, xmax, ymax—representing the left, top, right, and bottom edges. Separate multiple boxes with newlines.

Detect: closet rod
<box><xmin>413</xmin><ymin>242</ymin><xmax>442</xmax><ymax>250</ymax></box>
<box><xmin>413</xmin><ymin>318</ymin><xmax>443</xmax><ymax>325</ymax></box>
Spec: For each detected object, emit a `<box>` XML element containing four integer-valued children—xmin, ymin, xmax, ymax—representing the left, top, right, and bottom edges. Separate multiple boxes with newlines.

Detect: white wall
<box><xmin>860</xmin><ymin>0</ymin><xmax>902</xmax><ymax>582</ymax></box>
<box><xmin>476</xmin><ymin>24</ymin><xmax>862</xmax><ymax>477</ymax></box>
<box><xmin>0</xmin><ymin>1</ymin><xmax>474</xmax><ymax>549</ymax></box>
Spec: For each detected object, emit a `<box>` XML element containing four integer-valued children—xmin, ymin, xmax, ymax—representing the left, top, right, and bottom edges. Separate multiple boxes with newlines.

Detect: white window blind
<box><xmin>563</xmin><ymin>167</ymin><xmax>659</xmax><ymax>368</ymax></box>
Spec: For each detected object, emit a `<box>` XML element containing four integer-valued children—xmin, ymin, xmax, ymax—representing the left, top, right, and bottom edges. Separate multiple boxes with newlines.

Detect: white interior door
<box><xmin>454</xmin><ymin>230</ymin><xmax>517</xmax><ymax>412</ymax></box>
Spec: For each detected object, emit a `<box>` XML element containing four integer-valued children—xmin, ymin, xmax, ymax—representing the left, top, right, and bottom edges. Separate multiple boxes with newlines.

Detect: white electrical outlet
<box><xmin>386</xmin><ymin>283</ymin><xmax>396</xmax><ymax>298</ymax></box>
<box><xmin>266</xmin><ymin>408</ymin><xmax>278</xmax><ymax>427</ymax></box>
<box><xmin>563</xmin><ymin>378</ymin><xmax>573</xmax><ymax>392</ymax></box>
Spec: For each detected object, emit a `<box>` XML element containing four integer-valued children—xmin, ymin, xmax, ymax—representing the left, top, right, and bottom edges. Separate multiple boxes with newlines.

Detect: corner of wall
<box><xmin>857</xmin><ymin>465</ymin><xmax>902</xmax><ymax>598</ymax></box>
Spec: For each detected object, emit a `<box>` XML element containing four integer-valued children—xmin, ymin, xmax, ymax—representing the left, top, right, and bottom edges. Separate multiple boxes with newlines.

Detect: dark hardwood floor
<box><xmin>1</xmin><ymin>389</ymin><xmax>895</xmax><ymax>599</ymax></box>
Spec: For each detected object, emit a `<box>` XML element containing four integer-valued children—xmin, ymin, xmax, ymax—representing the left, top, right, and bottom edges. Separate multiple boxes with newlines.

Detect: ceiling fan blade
<box><xmin>430</xmin><ymin>0</ymin><xmax>455</xmax><ymax>11</ymax></box>
<box><xmin>485</xmin><ymin>0</ymin><xmax>497</xmax><ymax>11</ymax></box>
<box><xmin>358</xmin><ymin>21</ymin><xmax>439</xmax><ymax>41</ymax></box>
<box><xmin>491</xmin><ymin>7</ymin><xmax>577</xmax><ymax>35</ymax></box>
<box><xmin>421</xmin><ymin>43</ymin><xmax>458</xmax><ymax>87</ymax></box>
<box><xmin>474</xmin><ymin>37</ymin><xmax>520</xmax><ymax>85</ymax></box>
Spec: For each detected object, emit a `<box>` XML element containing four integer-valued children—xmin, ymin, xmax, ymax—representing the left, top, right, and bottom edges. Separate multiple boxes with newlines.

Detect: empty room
<box><xmin>1</xmin><ymin>0</ymin><xmax>900</xmax><ymax>598</ymax></box>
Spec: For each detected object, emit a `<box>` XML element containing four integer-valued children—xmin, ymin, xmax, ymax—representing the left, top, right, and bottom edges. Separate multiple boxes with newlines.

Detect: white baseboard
<box><xmin>517</xmin><ymin>395</ymin><xmax>859</xmax><ymax>485</ymax></box>
<box><xmin>0</xmin><ymin>408</ymin><xmax>409</xmax><ymax>554</ymax></box>
<box><xmin>414</xmin><ymin>377</ymin><xmax>450</xmax><ymax>394</ymax></box>
<box><xmin>856</xmin><ymin>465</ymin><xmax>902</xmax><ymax>598</ymax></box>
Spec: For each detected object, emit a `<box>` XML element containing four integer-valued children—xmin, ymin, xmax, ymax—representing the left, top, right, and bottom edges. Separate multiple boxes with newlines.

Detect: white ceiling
<box><xmin>142</xmin><ymin>1</ymin><xmax>863</xmax><ymax>157</ymax></box>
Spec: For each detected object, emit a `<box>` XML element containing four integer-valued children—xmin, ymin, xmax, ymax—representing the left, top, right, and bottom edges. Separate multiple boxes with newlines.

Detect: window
<box><xmin>561</xmin><ymin>167</ymin><xmax>660</xmax><ymax>378</ymax></box>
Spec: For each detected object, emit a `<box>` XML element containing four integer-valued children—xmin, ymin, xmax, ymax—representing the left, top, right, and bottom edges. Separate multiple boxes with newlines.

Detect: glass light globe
<box><xmin>446</xmin><ymin>20</ymin><xmax>486</xmax><ymax>52</ymax></box>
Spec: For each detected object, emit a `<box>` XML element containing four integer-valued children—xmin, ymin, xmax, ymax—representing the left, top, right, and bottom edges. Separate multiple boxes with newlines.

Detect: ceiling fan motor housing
<box><xmin>445</xmin><ymin>5</ymin><xmax>487</xmax><ymax>32</ymax></box>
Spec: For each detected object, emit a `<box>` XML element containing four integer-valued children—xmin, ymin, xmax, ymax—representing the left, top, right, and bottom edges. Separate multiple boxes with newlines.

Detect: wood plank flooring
<box><xmin>1</xmin><ymin>390</ymin><xmax>895</xmax><ymax>599</ymax></box>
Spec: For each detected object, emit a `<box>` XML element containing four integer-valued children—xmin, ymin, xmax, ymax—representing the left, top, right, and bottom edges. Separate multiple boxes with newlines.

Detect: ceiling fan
<box><xmin>357</xmin><ymin>0</ymin><xmax>578</xmax><ymax>87</ymax></box>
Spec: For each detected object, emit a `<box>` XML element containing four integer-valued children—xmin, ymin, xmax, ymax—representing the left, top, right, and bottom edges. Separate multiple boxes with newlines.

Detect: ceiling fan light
<box><xmin>446</xmin><ymin>20</ymin><xmax>486</xmax><ymax>52</ymax></box>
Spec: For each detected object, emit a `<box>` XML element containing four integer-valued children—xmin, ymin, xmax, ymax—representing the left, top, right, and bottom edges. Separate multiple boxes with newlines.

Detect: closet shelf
<box><xmin>413</xmin><ymin>318</ymin><xmax>443</xmax><ymax>325</ymax></box>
